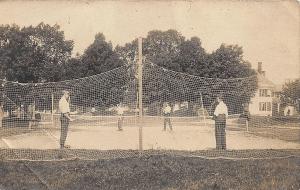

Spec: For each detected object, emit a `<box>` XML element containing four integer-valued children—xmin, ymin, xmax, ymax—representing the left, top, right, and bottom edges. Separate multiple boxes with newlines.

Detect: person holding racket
<box><xmin>213</xmin><ymin>95</ymin><xmax>228</xmax><ymax>150</ymax></box>
<box><xmin>116</xmin><ymin>103</ymin><xmax>126</xmax><ymax>131</ymax></box>
<box><xmin>162</xmin><ymin>102</ymin><xmax>173</xmax><ymax>131</ymax></box>
<box><xmin>59</xmin><ymin>90</ymin><xmax>74</xmax><ymax>149</ymax></box>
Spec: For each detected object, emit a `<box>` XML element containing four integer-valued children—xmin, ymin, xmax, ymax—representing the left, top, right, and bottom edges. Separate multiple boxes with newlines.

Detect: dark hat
<box><xmin>62</xmin><ymin>90</ymin><xmax>70</xmax><ymax>95</ymax></box>
<box><xmin>217</xmin><ymin>94</ymin><xmax>224</xmax><ymax>100</ymax></box>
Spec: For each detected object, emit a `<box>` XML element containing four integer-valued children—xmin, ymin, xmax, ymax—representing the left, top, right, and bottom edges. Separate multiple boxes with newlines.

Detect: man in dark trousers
<box><xmin>213</xmin><ymin>96</ymin><xmax>228</xmax><ymax>150</ymax></box>
<box><xmin>116</xmin><ymin>103</ymin><xmax>126</xmax><ymax>131</ymax></box>
<box><xmin>162</xmin><ymin>102</ymin><xmax>173</xmax><ymax>131</ymax></box>
<box><xmin>59</xmin><ymin>90</ymin><xmax>74</xmax><ymax>149</ymax></box>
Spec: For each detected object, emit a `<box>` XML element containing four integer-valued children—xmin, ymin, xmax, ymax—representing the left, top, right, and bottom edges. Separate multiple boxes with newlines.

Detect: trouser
<box><xmin>163</xmin><ymin>115</ymin><xmax>172</xmax><ymax>131</ymax></box>
<box><xmin>117</xmin><ymin>116</ymin><xmax>124</xmax><ymax>131</ymax></box>
<box><xmin>60</xmin><ymin>114</ymin><xmax>70</xmax><ymax>148</ymax></box>
<box><xmin>215</xmin><ymin>114</ymin><xmax>226</xmax><ymax>150</ymax></box>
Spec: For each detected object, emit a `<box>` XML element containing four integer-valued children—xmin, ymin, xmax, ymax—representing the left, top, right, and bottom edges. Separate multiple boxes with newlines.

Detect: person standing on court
<box><xmin>213</xmin><ymin>95</ymin><xmax>228</xmax><ymax>150</ymax></box>
<box><xmin>0</xmin><ymin>102</ymin><xmax>4</xmax><ymax>128</ymax></box>
<box><xmin>162</xmin><ymin>102</ymin><xmax>173</xmax><ymax>131</ymax></box>
<box><xmin>116</xmin><ymin>103</ymin><xmax>126</xmax><ymax>131</ymax></box>
<box><xmin>59</xmin><ymin>90</ymin><xmax>74</xmax><ymax>149</ymax></box>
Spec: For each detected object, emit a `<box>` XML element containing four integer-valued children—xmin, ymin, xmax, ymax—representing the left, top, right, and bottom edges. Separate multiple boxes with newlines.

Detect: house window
<box><xmin>267</xmin><ymin>102</ymin><xmax>271</xmax><ymax>111</ymax></box>
<box><xmin>259</xmin><ymin>89</ymin><xmax>269</xmax><ymax>97</ymax></box>
<box><xmin>259</xmin><ymin>102</ymin><xmax>266</xmax><ymax>111</ymax></box>
<box><xmin>259</xmin><ymin>102</ymin><xmax>271</xmax><ymax>111</ymax></box>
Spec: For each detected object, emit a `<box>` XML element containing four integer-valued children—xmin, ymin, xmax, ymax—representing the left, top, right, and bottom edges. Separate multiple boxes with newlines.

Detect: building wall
<box><xmin>249</xmin><ymin>89</ymin><xmax>273</xmax><ymax>116</ymax></box>
<box><xmin>249</xmin><ymin>62</ymin><xmax>278</xmax><ymax>116</ymax></box>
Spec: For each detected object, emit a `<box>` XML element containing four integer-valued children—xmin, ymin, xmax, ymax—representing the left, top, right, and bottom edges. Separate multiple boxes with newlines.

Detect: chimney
<box><xmin>258</xmin><ymin>62</ymin><xmax>262</xmax><ymax>74</ymax></box>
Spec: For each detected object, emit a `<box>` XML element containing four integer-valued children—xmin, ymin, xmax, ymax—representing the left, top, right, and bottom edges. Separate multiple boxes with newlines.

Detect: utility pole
<box><xmin>138</xmin><ymin>37</ymin><xmax>143</xmax><ymax>156</ymax></box>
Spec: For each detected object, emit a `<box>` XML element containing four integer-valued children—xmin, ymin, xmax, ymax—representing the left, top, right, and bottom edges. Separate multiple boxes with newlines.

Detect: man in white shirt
<box><xmin>0</xmin><ymin>102</ymin><xmax>4</xmax><ymax>128</ymax></box>
<box><xmin>59</xmin><ymin>90</ymin><xmax>74</xmax><ymax>149</ymax></box>
<box><xmin>162</xmin><ymin>102</ymin><xmax>173</xmax><ymax>131</ymax></box>
<box><xmin>116</xmin><ymin>103</ymin><xmax>126</xmax><ymax>131</ymax></box>
<box><xmin>213</xmin><ymin>96</ymin><xmax>228</xmax><ymax>150</ymax></box>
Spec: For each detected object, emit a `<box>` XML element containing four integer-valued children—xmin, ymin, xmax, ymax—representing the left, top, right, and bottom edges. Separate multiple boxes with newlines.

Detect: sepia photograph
<box><xmin>0</xmin><ymin>0</ymin><xmax>299</xmax><ymax>189</ymax></box>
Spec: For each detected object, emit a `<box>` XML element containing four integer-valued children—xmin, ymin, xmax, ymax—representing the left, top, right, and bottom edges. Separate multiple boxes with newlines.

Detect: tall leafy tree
<box><xmin>174</xmin><ymin>36</ymin><xmax>208</xmax><ymax>75</ymax></box>
<box><xmin>80</xmin><ymin>33</ymin><xmax>124</xmax><ymax>76</ymax></box>
<box><xmin>61</xmin><ymin>57</ymin><xmax>86</xmax><ymax>80</ymax></box>
<box><xmin>143</xmin><ymin>29</ymin><xmax>185</xmax><ymax>70</ymax></box>
<box><xmin>61</xmin><ymin>33</ymin><xmax>128</xmax><ymax>108</ymax></box>
<box><xmin>0</xmin><ymin>23</ymin><xmax>73</xmax><ymax>83</ymax></box>
<box><xmin>207</xmin><ymin>44</ymin><xmax>256</xmax><ymax>78</ymax></box>
<box><xmin>281</xmin><ymin>79</ymin><xmax>300</xmax><ymax>111</ymax></box>
<box><xmin>115</xmin><ymin>39</ymin><xmax>138</xmax><ymax>65</ymax></box>
<box><xmin>117</xmin><ymin>29</ymin><xmax>258</xmax><ymax>114</ymax></box>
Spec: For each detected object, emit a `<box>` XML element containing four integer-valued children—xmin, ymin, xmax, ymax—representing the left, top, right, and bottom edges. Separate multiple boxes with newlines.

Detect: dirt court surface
<box><xmin>0</xmin><ymin>118</ymin><xmax>299</xmax><ymax>189</ymax></box>
<box><xmin>1</xmin><ymin>124</ymin><xmax>299</xmax><ymax>150</ymax></box>
<box><xmin>0</xmin><ymin>149</ymin><xmax>299</xmax><ymax>190</ymax></box>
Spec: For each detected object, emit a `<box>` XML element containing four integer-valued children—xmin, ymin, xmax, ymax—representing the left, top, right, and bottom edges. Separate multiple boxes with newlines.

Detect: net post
<box><xmin>200</xmin><ymin>93</ymin><xmax>207</xmax><ymax>128</ymax></box>
<box><xmin>51</xmin><ymin>93</ymin><xmax>54</xmax><ymax>128</ymax></box>
<box><xmin>138</xmin><ymin>37</ymin><xmax>143</xmax><ymax>157</ymax></box>
<box><xmin>31</xmin><ymin>98</ymin><xmax>36</xmax><ymax>130</ymax></box>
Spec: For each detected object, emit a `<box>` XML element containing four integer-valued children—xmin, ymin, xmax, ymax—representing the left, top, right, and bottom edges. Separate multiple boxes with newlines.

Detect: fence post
<box><xmin>51</xmin><ymin>93</ymin><xmax>54</xmax><ymax>128</ymax></box>
<box><xmin>138</xmin><ymin>37</ymin><xmax>143</xmax><ymax>156</ymax></box>
<box><xmin>200</xmin><ymin>93</ymin><xmax>207</xmax><ymax>128</ymax></box>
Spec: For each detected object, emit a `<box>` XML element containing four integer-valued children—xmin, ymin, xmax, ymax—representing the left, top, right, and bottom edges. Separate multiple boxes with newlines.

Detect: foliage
<box><xmin>117</xmin><ymin>30</ymin><xmax>258</xmax><ymax>113</ymax></box>
<box><xmin>0</xmin><ymin>23</ymin><xmax>73</xmax><ymax>83</ymax></box>
<box><xmin>0</xmin><ymin>26</ymin><xmax>258</xmax><ymax>113</ymax></box>
<box><xmin>281</xmin><ymin>79</ymin><xmax>300</xmax><ymax>111</ymax></box>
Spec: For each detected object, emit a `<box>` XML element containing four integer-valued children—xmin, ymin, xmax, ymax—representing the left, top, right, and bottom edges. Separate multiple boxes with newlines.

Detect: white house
<box><xmin>249</xmin><ymin>62</ymin><xmax>277</xmax><ymax>116</ymax></box>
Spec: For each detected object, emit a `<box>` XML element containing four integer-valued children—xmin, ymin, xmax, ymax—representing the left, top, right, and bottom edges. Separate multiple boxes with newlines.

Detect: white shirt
<box><xmin>163</xmin><ymin>105</ymin><xmax>172</xmax><ymax>114</ymax></box>
<box><xmin>116</xmin><ymin>106</ymin><xmax>126</xmax><ymax>115</ymax></box>
<box><xmin>59</xmin><ymin>96</ymin><xmax>70</xmax><ymax>114</ymax></box>
<box><xmin>173</xmin><ymin>104</ymin><xmax>180</xmax><ymax>112</ymax></box>
<box><xmin>214</xmin><ymin>101</ymin><xmax>228</xmax><ymax>117</ymax></box>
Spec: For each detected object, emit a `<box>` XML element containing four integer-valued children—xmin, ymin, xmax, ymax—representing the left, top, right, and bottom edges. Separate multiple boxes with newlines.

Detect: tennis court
<box><xmin>1</xmin><ymin>116</ymin><xmax>299</xmax><ymax>150</ymax></box>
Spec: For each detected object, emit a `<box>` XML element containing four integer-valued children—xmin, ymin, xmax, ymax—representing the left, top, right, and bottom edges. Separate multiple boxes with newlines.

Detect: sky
<box><xmin>0</xmin><ymin>0</ymin><xmax>299</xmax><ymax>84</ymax></box>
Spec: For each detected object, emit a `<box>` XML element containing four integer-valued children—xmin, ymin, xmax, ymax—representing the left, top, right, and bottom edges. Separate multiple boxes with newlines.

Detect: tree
<box><xmin>115</xmin><ymin>39</ymin><xmax>138</xmax><ymax>65</ymax></box>
<box><xmin>0</xmin><ymin>23</ymin><xmax>73</xmax><ymax>83</ymax></box>
<box><xmin>116</xmin><ymin>29</ymin><xmax>188</xmax><ymax>70</ymax></box>
<box><xmin>143</xmin><ymin>29</ymin><xmax>185</xmax><ymax>70</ymax></box>
<box><xmin>207</xmin><ymin>44</ymin><xmax>256</xmax><ymax>78</ymax></box>
<box><xmin>80</xmin><ymin>33</ymin><xmax>124</xmax><ymax>76</ymax></box>
<box><xmin>281</xmin><ymin>79</ymin><xmax>300</xmax><ymax>112</ymax></box>
<box><xmin>174</xmin><ymin>37</ymin><xmax>208</xmax><ymax>75</ymax></box>
<box><xmin>61</xmin><ymin>57</ymin><xmax>87</xmax><ymax>80</ymax></box>
<box><xmin>200</xmin><ymin>44</ymin><xmax>258</xmax><ymax>113</ymax></box>
<box><xmin>117</xmin><ymin>30</ymin><xmax>258</xmax><ymax>114</ymax></box>
<box><xmin>58</xmin><ymin>33</ymin><xmax>128</xmax><ymax>108</ymax></box>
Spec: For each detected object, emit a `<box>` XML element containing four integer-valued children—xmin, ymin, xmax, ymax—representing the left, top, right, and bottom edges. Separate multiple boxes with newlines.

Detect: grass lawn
<box><xmin>248</xmin><ymin>126</ymin><xmax>300</xmax><ymax>143</ymax></box>
<box><xmin>0</xmin><ymin>117</ymin><xmax>299</xmax><ymax>189</ymax></box>
<box><xmin>0</xmin><ymin>149</ymin><xmax>299</xmax><ymax>190</ymax></box>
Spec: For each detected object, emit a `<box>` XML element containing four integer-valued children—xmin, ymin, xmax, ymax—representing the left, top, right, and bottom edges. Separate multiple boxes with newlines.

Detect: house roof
<box><xmin>257</xmin><ymin>73</ymin><xmax>276</xmax><ymax>89</ymax></box>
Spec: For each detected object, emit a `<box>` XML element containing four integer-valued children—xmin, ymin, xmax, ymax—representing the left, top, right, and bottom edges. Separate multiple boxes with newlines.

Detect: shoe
<box><xmin>60</xmin><ymin>145</ymin><xmax>71</xmax><ymax>149</ymax></box>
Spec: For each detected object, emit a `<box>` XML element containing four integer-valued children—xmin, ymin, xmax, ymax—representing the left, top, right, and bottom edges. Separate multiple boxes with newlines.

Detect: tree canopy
<box><xmin>61</xmin><ymin>33</ymin><xmax>124</xmax><ymax>80</ymax></box>
<box><xmin>117</xmin><ymin>29</ymin><xmax>256</xmax><ymax>78</ymax></box>
<box><xmin>0</xmin><ymin>25</ymin><xmax>258</xmax><ymax>114</ymax></box>
<box><xmin>0</xmin><ymin>23</ymin><xmax>73</xmax><ymax>83</ymax></box>
<box><xmin>281</xmin><ymin>79</ymin><xmax>300</xmax><ymax>111</ymax></box>
<box><xmin>117</xmin><ymin>29</ymin><xmax>258</xmax><ymax>113</ymax></box>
